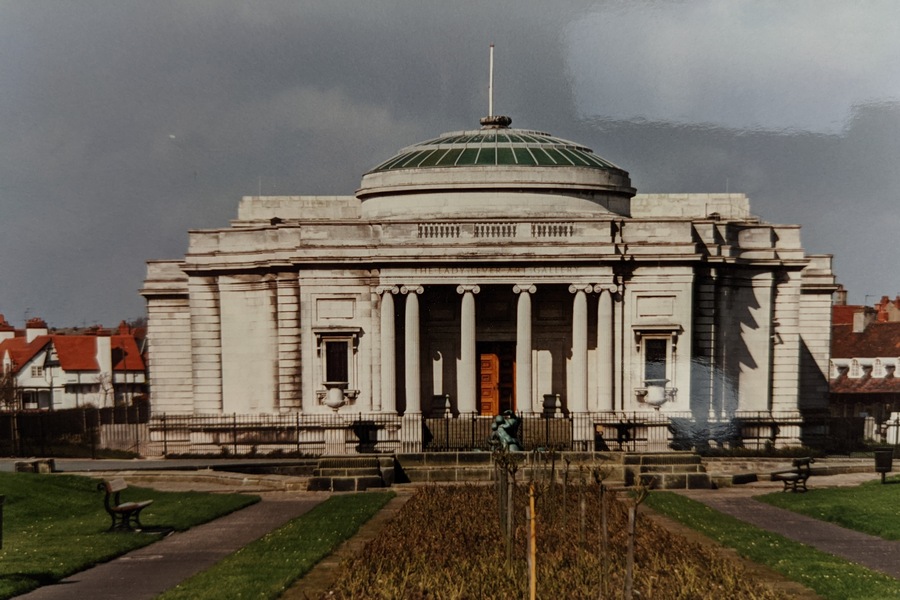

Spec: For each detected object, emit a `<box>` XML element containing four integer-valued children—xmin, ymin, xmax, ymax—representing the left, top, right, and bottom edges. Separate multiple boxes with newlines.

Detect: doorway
<box><xmin>478</xmin><ymin>342</ymin><xmax>516</xmax><ymax>416</ymax></box>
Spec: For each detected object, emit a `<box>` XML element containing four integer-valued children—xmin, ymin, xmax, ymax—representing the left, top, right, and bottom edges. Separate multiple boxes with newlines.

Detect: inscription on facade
<box><xmin>413</xmin><ymin>266</ymin><xmax>582</xmax><ymax>276</ymax></box>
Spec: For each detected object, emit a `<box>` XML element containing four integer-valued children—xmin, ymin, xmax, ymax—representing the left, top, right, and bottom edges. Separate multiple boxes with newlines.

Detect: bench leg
<box><xmin>129</xmin><ymin>508</ymin><xmax>146</xmax><ymax>530</ymax></box>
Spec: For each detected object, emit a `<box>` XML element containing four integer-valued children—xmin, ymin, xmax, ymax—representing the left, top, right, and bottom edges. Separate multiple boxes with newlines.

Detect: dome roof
<box><xmin>367</xmin><ymin>125</ymin><xmax>621</xmax><ymax>174</ymax></box>
<box><xmin>357</xmin><ymin>116</ymin><xmax>635</xmax><ymax>219</ymax></box>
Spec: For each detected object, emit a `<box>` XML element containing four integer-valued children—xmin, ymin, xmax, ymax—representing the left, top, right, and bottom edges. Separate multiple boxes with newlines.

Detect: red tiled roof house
<box><xmin>0</xmin><ymin>316</ymin><xmax>146</xmax><ymax>410</ymax></box>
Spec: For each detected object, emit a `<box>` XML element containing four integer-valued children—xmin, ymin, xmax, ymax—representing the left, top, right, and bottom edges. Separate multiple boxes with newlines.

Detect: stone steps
<box><xmin>307</xmin><ymin>456</ymin><xmax>395</xmax><ymax>492</ymax></box>
<box><xmin>623</xmin><ymin>453</ymin><xmax>712</xmax><ymax>489</ymax></box>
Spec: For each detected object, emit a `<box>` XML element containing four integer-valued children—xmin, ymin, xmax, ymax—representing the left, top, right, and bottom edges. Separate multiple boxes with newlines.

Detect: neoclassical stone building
<box><xmin>142</xmin><ymin>115</ymin><xmax>836</xmax><ymax>452</ymax></box>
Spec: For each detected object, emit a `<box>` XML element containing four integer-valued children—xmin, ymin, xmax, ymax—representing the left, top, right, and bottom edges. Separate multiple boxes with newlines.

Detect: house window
<box><xmin>644</xmin><ymin>338</ymin><xmax>668</xmax><ymax>384</ymax></box>
<box><xmin>30</xmin><ymin>366</ymin><xmax>44</xmax><ymax>378</ymax></box>
<box><xmin>874</xmin><ymin>359</ymin><xmax>884</xmax><ymax>378</ymax></box>
<box><xmin>850</xmin><ymin>359</ymin><xmax>861</xmax><ymax>378</ymax></box>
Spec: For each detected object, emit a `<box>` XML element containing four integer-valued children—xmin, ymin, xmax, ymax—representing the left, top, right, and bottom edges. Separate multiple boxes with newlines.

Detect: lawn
<box><xmin>0</xmin><ymin>471</ymin><xmax>258</xmax><ymax>599</ymax></box>
<box><xmin>158</xmin><ymin>491</ymin><xmax>395</xmax><ymax>600</ymax></box>
<box><xmin>645</xmin><ymin>491</ymin><xmax>900</xmax><ymax>600</ymax></box>
<box><xmin>758</xmin><ymin>474</ymin><xmax>900</xmax><ymax>539</ymax></box>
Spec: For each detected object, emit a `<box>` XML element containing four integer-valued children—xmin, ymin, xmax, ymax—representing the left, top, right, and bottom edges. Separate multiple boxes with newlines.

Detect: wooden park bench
<box><xmin>98</xmin><ymin>478</ymin><xmax>153</xmax><ymax>531</ymax></box>
<box><xmin>771</xmin><ymin>457</ymin><xmax>815</xmax><ymax>493</ymax></box>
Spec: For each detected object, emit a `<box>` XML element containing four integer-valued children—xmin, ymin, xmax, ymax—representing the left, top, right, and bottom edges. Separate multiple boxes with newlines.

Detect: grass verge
<box><xmin>645</xmin><ymin>492</ymin><xmax>900</xmax><ymax>600</ymax></box>
<box><xmin>0</xmin><ymin>471</ymin><xmax>258</xmax><ymax>599</ymax></box>
<box><xmin>158</xmin><ymin>491</ymin><xmax>395</xmax><ymax>600</ymax></box>
<box><xmin>758</xmin><ymin>474</ymin><xmax>900</xmax><ymax>539</ymax></box>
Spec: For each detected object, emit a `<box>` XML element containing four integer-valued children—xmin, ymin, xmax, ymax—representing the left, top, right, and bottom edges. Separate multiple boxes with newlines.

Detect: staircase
<box><xmin>306</xmin><ymin>456</ymin><xmax>395</xmax><ymax>492</ymax></box>
<box><xmin>623</xmin><ymin>453</ymin><xmax>712</xmax><ymax>489</ymax></box>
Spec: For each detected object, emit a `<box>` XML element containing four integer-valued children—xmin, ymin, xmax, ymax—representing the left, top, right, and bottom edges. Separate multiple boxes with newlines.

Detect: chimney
<box><xmin>0</xmin><ymin>314</ymin><xmax>14</xmax><ymax>343</ymax></box>
<box><xmin>95</xmin><ymin>329</ymin><xmax>112</xmax><ymax>375</ymax></box>
<box><xmin>832</xmin><ymin>285</ymin><xmax>847</xmax><ymax>306</ymax></box>
<box><xmin>853</xmin><ymin>308</ymin><xmax>876</xmax><ymax>333</ymax></box>
<box><xmin>25</xmin><ymin>318</ymin><xmax>48</xmax><ymax>342</ymax></box>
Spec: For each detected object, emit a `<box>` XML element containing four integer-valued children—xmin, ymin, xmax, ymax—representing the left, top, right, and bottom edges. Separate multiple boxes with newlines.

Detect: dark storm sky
<box><xmin>1</xmin><ymin>0</ymin><xmax>898</xmax><ymax>327</ymax></box>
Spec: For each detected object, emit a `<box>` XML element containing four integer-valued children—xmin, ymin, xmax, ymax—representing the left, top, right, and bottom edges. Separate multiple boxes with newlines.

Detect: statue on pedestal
<box><xmin>491</xmin><ymin>410</ymin><xmax>523</xmax><ymax>452</ymax></box>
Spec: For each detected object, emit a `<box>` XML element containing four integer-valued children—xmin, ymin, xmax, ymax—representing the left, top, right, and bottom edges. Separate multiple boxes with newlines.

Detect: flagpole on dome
<box><xmin>481</xmin><ymin>44</ymin><xmax>511</xmax><ymax>130</ymax></box>
<box><xmin>489</xmin><ymin>43</ymin><xmax>494</xmax><ymax>118</ymax></box>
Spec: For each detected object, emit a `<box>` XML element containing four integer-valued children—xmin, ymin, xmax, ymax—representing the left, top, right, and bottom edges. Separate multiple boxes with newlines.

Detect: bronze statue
<box><xmin>491</xmin><ymin>409</ymin><xmax>523</xmax><ymax>451</ymax></box>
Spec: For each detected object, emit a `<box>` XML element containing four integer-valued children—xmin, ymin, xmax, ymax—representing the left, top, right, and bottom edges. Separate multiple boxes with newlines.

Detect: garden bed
<box><xmin>326</xmin><ymin>483</ymin><xmax>783</xmax><ymax>599</ymax></box>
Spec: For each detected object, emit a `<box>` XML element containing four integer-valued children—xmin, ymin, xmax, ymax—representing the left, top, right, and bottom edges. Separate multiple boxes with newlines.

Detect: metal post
<box><xmin>0</xmin><ymin>495</ymin><xmax>5</xmax><ymax>550</ymax></box>
<box><xmin>232</xmin><ymin>413</ymin><xmax>238</xmax><ymax>455</ymax></box>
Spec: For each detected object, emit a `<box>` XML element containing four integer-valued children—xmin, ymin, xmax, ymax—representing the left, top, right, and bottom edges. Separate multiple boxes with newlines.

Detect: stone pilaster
<box><xmin>188</xmin><ymin>276</ymin><xmax>222</xmax><ymax>413</ymax></box>
<box><xmin>275</xmin><ymin>273</ymin><xmax>301</xmax><ymax>412</ymax></box>
<box><xmin>771</xmin><ymin>271</ymin><xmax>801</xmax><ymax>415</ymax></box>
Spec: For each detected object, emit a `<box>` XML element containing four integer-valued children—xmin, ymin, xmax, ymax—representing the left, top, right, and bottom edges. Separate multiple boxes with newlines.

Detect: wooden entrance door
<box><xmin>479</xmin><ymin>343</ymin><xmax>516</xmax><ymax>416</ymax></box>
<box><xmin>480</xmin><ymin>354</ymin><xmax>500</xmax><ymax>416</ymax></box>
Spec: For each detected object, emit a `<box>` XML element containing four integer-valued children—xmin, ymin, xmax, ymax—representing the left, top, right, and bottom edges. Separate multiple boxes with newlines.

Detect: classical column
<box><xmin>457</xmin><ymin>285</ymin><xmax>480</xmax><ymax>415</ymax></box>
<box><xmin>514</xmin><ymin>284</ymin><xmax>536</xmax><ymax>413</ymax></box>
<box><xmin>402</xmin><ymin>285</ymin><xmax>424</xmax><ymax>414</ymax></box>
<box><xmin>568</xmin><ymin>284</ymin><xmax>591</xmax><ymax>414</ymax></box>
<box><xmin>594</xmin><ymin>284</ymin><xmax>616</xmax><ymax>412</ymax></box>
<box><xmin>377</xmin><ymin>286</ymin><xmax>399</xmax><ymax>414</ymax></box>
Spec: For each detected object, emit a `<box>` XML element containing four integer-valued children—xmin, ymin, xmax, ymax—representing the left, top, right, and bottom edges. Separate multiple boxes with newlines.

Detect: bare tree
<box><xmin>0</xmin><ymin>368</ymin><xmax>18</xmax><ymax>411</ymax></box>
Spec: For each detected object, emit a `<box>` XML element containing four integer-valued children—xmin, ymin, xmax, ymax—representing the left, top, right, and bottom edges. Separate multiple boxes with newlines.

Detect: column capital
<box><xmin>513</xmin><ymin>284</ymin><xmax>537</xmax><ymax>294</ymax></box>
<box><xmin>568</xmin><ymin>283</ymin><xmax>594</xmax><ymax>294</ymax></box>
<box><xmin>592</xmin><ymin>283</ymin><xmax>618</xmax><ymax>294</ymax></box>
<box><xmin>376</xmin><ymin>285</ymin><xmax>400</xmax><ymax>295</ymax></box>
<box><xmin>456</xmin><ymin>284</ymin><xmax>481</xmax><ymax>295</ymax></box>
<box><xmin>400</xmin><ymin>285</ymin><xmax>424</xmax><ymax>295</ymax></box>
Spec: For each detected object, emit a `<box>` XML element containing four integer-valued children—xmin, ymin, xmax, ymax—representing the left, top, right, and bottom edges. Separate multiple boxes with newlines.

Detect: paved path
<box><xmin>679</xmin><ymin>473</ymin><xmax>900</xmax><ymax>581</ymax></box>
<box><xmin>16</xmin><ymin>493</ymin><xmax>327</xmax><ymax>600</ymax></box>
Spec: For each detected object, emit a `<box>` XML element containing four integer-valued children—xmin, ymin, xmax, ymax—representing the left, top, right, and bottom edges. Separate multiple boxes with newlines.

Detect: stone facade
<box><xmin>142</xmin><ymin>119</ymin><xmax>836</xmax><ymax>452</ymax></box>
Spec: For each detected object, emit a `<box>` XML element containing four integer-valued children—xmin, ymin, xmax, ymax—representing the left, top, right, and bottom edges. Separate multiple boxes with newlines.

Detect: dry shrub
<box><xmin>327</xmin><ymin>484</ymin><xmax>779</xmax><ymax>600</ymax></box>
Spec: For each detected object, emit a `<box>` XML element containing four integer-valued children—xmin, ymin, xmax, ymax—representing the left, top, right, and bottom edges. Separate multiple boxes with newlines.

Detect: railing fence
<box><xmin>0</xmin><ymin>409</ymin><xmax>888</xmax><ymax>458</ymax></box>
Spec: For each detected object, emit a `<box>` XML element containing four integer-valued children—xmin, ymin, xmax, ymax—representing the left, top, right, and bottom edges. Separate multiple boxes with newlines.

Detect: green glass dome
<box><xmin>367</xmin><ymin>124</ymin><xmax>621</xmax><ymax>174</ymax></box>
<box><xmin>357</xmin><ymin>116</ymin><xmax>635</xmax><ymax>218</ymax></box>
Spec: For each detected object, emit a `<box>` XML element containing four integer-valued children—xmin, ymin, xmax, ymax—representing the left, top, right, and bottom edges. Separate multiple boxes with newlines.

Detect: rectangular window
<box><xmin>314</xmin><ymin>328</ymin><xmax>361</xmax><ymax>394</ymax></box>
<box><xmin>30</xmin><ymin>366</ymin><xmax>44</xmax><ymax>378</ymax></box>
<box><xmin>324</xmin><ymin>340</ymin><xmax>350</xmax><ymax>384</ymax></box>
<box><xmin>644</xmin><ymin>338</ymin><xmax>668</xmax><ymax>383</ymax></box>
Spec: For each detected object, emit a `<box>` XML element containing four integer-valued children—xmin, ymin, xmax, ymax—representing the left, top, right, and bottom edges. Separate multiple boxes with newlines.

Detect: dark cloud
<box><xmin>0</xmin><ymin>1</ymin><xmax>894</xmax><ymax>326</ymax></box>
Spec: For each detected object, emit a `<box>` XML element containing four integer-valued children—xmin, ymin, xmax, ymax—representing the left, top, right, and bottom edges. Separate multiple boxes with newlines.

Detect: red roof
<box><xmin>832</xmin><ymin>305</ymin><xmax>865</xmax><ymax>326</ymax></box>
<box><xmin>54</xmin><ymin>336</ymin><xmax>100</xmax><ymax>370</ymax></box>
<box><xmin>0</xmin><ymin>333</ymin><xmax>145</xmax><ymax>374</ymax></box>
<box><xmin>831</xmin><ymin>372</ymin><xmax>900</xmax><ymax>394</ymax></box>
<box><xmin>832</xmin><ymin>322</ymin><xmax>900</xmax><ymax>358</ymax></box>
<box><xmin>111</xmin><ymin>335</ymin><xmax>144</xmax><ymax>371</ymax></box>
<box><xmin>0</xmin><ymin>336</ymin><xmax>50</xmax><ymax>373</ymax></box>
